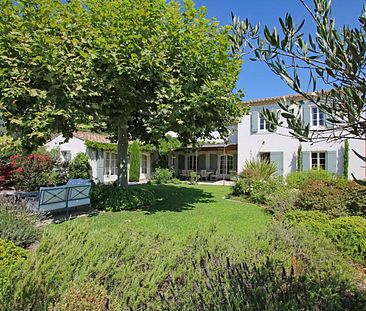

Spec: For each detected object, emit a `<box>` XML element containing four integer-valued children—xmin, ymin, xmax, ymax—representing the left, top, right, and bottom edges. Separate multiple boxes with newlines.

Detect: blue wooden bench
<box><xmin>38</xmin><ymin>179</ymin><xmax>91</xmax><ymax>212</ymax></box>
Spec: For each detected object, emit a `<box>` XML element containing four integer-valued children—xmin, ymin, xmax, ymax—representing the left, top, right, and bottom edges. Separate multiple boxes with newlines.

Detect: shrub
<box><xmin>2</xmin><ymin>223</ymin><xmax>363</xmax><ymax>310</ymax></box>
<box><xmin>286</xmin><ymin>169</ymin><xmax>334</xmax><ymax>189</ymax></box>
<box><xmin>151</xmin><ymin>167</ymin><xmax>174</xmax><ymax>184</ymax></box>
<box><xmin>296</xmin><ymin>179</ymin><xmax>348</xmax><ymax>217</ymax></box>
<box><xmin>188</xmin><ymin>171</ymin><xmax>199</xmax><ymax>184</ymax></box>
<box><xmin>51</xmin><ymin>282</ymin><xmax>108</xmax><ymax>311</ymax></box>
<box><xmin>10</xmin><ymin>153</ymin><xmax>62</xmax><ymax>191</ymax></box>
<box><xmin>285</xmin><ymin>211</ymin><xmax>366</xmax><ymax>262</ymax></box>
<box><xmin>0</xmin><ymin>159</ymin><xmax>14</xmax><ymax>190</ymax></box>
<box><xmin>91</xmin><ymin>185</ymin><xmax>155</xmax><ymax>211</ymax></box>
<box><xmin>231</xmin><ymin>177</ymin><xmax>284</xmax><ymax>205</ymax></box>
<box><xmin>342</xmin><ymin>181</ymin><xmax>366</xmax><ymax>217</ymax></box>
<box><xmin>267</xmin><ymin>186</ymin><xmax>299</xmax><ymax>217</ymax></box>
<box><xmin>68</xmin><ymin>153</ymin><xmax>91</xmax><ymax>180</ymax></box>
<box><xmin>239</xmin><ymin>159</ymin><xmax>277</xmax><ymax>180</ymax></box>
<box><xmin>0</xmin><ymin>238</ymin><xmax>27</xmax><ymax>291</ymax></box>
<box><xmin>129</xmin><ymin>141</ymin><xmax>141</xmax><ymax>182</ymax></box>
<box><xmin>0</xmin><ymin>197</ymin><xmax>41</xmax><ymax>247</ymax></box>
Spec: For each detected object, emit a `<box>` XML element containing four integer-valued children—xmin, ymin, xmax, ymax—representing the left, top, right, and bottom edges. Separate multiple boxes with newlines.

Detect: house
<box><xmin>172</xmin><ymin>125</ymin><xmax>238</xmax><ymax>180</ymax></box>
<box><xmin>237</xmin><ymin>94</ymin><xmax>366</xmax><ymax>180</ymax></box>
<box><xmin>45</xmin><ymin>131</ymin><xmax>152</xmax><ymax>183</ymax></box>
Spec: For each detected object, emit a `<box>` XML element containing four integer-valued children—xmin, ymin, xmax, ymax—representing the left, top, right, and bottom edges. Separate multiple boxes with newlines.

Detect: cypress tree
<box><xmin>129</xmin><ymin>141</ymin><xmax>141</xmax><ymax>182</ymax></box>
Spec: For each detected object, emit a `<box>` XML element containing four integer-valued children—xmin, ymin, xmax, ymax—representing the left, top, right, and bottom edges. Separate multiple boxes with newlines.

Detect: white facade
<box><xmin>237</xmin><ymin>100</ymin><xmax>366</xmax><ymax>180</ymax></box>
<box><xmin>45</xmin><ymin>135</ymin><xmax>151</xmax><ymax>183</ymax></box>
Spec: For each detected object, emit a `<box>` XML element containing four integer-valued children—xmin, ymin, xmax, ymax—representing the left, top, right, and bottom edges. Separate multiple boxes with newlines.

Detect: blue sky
<box><xmin>191</xmin><ymin>0</ymin><xmax>365</xmax><ymax>100</ymax></box>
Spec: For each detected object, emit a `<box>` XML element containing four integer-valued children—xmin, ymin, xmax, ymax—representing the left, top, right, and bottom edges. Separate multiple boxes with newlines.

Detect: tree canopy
<box><xmin>0</xmin><ymin>0</ymin><xmax>243</xmax><ymax>187</ymax></box>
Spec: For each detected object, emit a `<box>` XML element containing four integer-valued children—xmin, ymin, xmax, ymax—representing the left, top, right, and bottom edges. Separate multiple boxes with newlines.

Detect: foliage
<box><xmin>51</xmin><ymin>282</ymin><xmax>109</xmax><ymax>311</ymax></box>
<box><xmin>91</xmin><ymin>185</ymin><xmax>155</xmax><ymax>211</ymax></box>
<box><xmin>0</xmin><ymin>159</ymin><xmax>14</xmax><ymax>190</ymax></box>
<box><xmin>0</xmin><ymin>135</ymin><xmax>21</xmax><ymax>160</ymax></box>
<box><xmin>128</xmin><ymin>141</ymin><xmax>141</xmax><ymax>182</ymax></box>
<box><xmin>344</xmin><ymin>139</ymin><xmax>350</xmax><ymax>178</ymax></box>
<box><xmin>296</xmin><ymin>179</ymin><xmax>348</xmax><ymax>217</ymax></box>
<box><xmin>231</xmin><ymin>177</ymin><xmax>284</xmax><ymax>204</ymax></box>
<box><xmin>188</xmin><ymin>171</ymin><xmax>200</xmax><ymax>185</ymax></box>
<box><xmin>1</xmin><ymin>217</ymin><xmax>362</xmax><ymax>310</ymax></box>
<box><xmin>232</xmin><ymin>0</ymin><xmax>366</xmax><ymax>145</ymax></box>
<box><xmin>0</xmin><ymin>238</ymin><xmax>27</xmax><ymax>293</ymax></box>
<box><xmin>0</xmin><ymin>0</ymin><xmax>243</xmax><ymax>188</ymax></box>
<box><xmin>85</xmin><ymin>140</ymin><xmax>117</xmax><ymax>153</ymax></box>
<box><xmin>151</xmin><ymin>167</ymin><xmax>174</xmax><ymax>184</ymax></box>
<box><xmin>68</xmin><ymin>153</ymin><xmax>91</xmax><ymax>180</ymax></box>
<box><xmin>10</xmin><ymin>153</ymin><xmax>63</xmax><ymax>191</ymax></box>
<box><xmin>239</xmin><ymin>159</ymin><xmax>277</xmax><ymax>181</ymax></box>
<box><xmin>267</xmin><ymin>186</ymin><xmax>299</xmax><ymax>217</ymax></box>
<box><xmin>0</xmin><ymin>197</ymin><xmax>41</xmax><ymax>247</ymax></box>
<box><xmin>342</xmin><ymin>180</ymin><xmax>366</xmax><ymax>217</ymax></box>
<box><xmin>286</xmin><ymin>168</ymin><xmax>334</xmax><ymax>189</ymax></box>
<box><xmin>285</xmin><ymin>211</ymin><xmax>366</xmax><ymax>263</ymax></box>
<box><xmin>297</xmin><ymin>143</ymin><xmax>302</xmax><ymax>171</ymax></box>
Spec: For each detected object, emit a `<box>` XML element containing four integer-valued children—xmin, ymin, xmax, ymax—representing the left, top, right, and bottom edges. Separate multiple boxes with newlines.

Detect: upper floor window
<box><xmin>259</xmin><ymin>113</ymin><xmax>269</xmax><ymax>131</ymax></box>
<box><xmin>311</xmin><ymin>152</ymin><xmax>326</xmax><ymax>170</ymax></box>
<box><xmin>311</xmin><ymin>107</ymin><xmax>325</xmax><ymax>127</ymax></box>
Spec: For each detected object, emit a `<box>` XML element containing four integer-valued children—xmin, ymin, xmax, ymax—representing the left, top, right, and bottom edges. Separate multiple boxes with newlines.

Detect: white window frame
<box><xmin>311</xmin><ymin>107</ymin><xmax>325</xmax><ymax>127</ymax></box>
<box><xmin>141</xmin><ymin>154</ymin><xmax>148</xmax><ymax>175</ymax></box>
<box><xmin>219</xmin><ymin>155</ymin><xmax>234</xmax><ymax>174</ymax></box>
<box><xmin>104</xmin><ymin>152</ymin><xmax>117</xmax><ymax>176</ymax></box>
<box><xmin>259</xmin><ymin>113</ymin><xmax>270</xmax><ymax>131</ymax></box>
<box><xmin>187</xmin><ymin>155</ymin><xmax>197</xmax><ymax>170</ymax></box>
<box><xmin>311</xmin><ymin>151</ymin><xmax>326</xmax><ymax>170</ymax></box>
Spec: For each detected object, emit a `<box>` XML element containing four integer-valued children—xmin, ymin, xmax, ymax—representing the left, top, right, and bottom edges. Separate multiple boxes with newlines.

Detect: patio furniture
<box><xmin>210</xmin><ymin>170</ymin><xmax>220</xmax><ymax>181</ymax></box>
<box><xmin>200</xmin><ymin>170</ymin><xmax>209</xmax><ymax>181</ymax></box>
<box><xmin>38</xmin><ymin>179</ymin><xmax>91</xmax><ymax>212</ymax></box>
<box><xmin>181</xmin><ymin>170</ymin><xmax>188</xmax><ymax>180</ymax></box>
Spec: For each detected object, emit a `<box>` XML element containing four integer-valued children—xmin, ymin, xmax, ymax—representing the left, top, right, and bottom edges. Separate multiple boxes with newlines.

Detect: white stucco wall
<box><xmin>237</xmin><ymin>102</ymin><xmax>366</xmax><ymax>179</ymax></box>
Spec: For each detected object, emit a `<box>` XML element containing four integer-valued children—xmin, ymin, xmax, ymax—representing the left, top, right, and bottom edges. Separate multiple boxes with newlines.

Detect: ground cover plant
<box><xmin>0</xmin><ymin>197</ymin><xmax>41</xmax><ymax>247</ymax></box>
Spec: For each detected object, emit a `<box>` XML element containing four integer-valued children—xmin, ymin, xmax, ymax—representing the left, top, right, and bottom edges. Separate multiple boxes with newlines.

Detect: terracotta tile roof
<box><xmin>73</xmin><ymin>131</ymin><xmax>113</xmax><ymax>144</ymax></box>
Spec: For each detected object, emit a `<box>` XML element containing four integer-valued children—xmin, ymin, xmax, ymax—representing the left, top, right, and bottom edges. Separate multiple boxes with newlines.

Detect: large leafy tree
<box><xmin>231</xmin><ymin>0</ymin><xmax>366</xmax><ymax>151</ymax></box>
<box><xmin>0</xmin><ymin>0</ymin><xmax>243</xmax><ymax>188</ymax></box>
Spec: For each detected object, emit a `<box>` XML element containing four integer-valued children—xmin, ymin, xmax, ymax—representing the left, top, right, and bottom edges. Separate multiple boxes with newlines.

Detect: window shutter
<box><xmin>326</xmin><ymin>151</ymin><xmax>337</xmax><ymax>174</ymax></box>
<box><xmin>270</xmin><ymin>152</ymin><xmax>284</xmax><ymax>176</ymax></box>
<box><xmin>302</xmin><ymin>151</ymin><xmax>311</xmax><ymax>171</ymax></box>
<box><xmin>251</xmin><ymin>111</ymin><xmax>259</xmax><ymax>133</ymax></box>
<box><xmin>96</xmin><ymin>150</ymin><xmax>104</xmax><ymax>183</ymax></box>
<box><xmin>303</xmin><ymin>106</ymin><xmax>311</xmax><ymax>127</ymax></box>
<box><xmin>233</xmin><ymin>154</ymin><xmax>238</xmax><ymax>172</ymax></box>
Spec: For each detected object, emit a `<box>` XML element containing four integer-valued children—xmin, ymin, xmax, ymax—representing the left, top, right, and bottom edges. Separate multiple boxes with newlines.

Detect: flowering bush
<box><xmin>10</xmin><ymin>154</ymin><xmax>62</xmax><ymax>191</ymax></box>
<box><xmin>0</xmin><ymin>160</ymin><xmax>14</xmax><ymax>190</ymax></box>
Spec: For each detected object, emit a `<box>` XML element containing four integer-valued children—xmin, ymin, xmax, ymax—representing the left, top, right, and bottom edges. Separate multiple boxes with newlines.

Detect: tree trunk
<box><xmin>117</xmin><ymin>121</ymin><xmax>129</xmax><ymax>188</ymax></box>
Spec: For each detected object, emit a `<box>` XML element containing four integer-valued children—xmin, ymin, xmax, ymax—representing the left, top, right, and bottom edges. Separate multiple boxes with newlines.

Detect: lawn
<box><xmin>55</xmin><ymin>184</ymin><xmax>270</xmax><ymax>242</ymax></box>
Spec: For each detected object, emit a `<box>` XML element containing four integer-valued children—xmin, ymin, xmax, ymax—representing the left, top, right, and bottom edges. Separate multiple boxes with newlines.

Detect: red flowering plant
<box><xmin>10</xmin><ymin>153</ymin><xmax>62</xmax><ymax>191</ymax></box>
<box><xmin>0</xmin><ymin>159</ymin><xmax>14</xmax><ymax>190</ymax></box>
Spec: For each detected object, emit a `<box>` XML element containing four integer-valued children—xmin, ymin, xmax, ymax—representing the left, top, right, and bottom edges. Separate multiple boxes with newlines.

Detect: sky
<box><xmin>190</xmin><ymin>0</ymin><xmax>365</xmax><ymax>101</ymax></box>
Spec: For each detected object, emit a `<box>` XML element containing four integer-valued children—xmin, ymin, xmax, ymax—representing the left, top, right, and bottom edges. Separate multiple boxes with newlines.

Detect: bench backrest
<box><xmin>38</xmin><ymin>183</ymin><xmax>91</xmax><ymax>212</ymax></box>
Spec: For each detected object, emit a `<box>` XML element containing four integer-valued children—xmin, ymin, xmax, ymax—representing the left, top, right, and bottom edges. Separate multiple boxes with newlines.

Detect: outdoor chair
<box><xmin>210</xmin><ymin>170</ymin><xmax>220</xmax><ymax>181</ymax></box>
<box><xmin>200</xmin><ymin>170</ymin><xmax>209</xmax><ymax>181</ymax></box>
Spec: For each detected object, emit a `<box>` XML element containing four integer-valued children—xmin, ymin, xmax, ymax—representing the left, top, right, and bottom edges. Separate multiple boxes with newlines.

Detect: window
<box><xmin>220</xmin><ymin>155</ymin><xmax>233</xmax><ymax>174</ymax></box>
<box><xmin>104</xmin><ymin>152</ymin><xmax>117</xmax><ymax>175</ymax></box>
<box><xmin>312</xmin><ymin>107</ymin><xmax>325</xmax><ymax>127</ymax></box>
<box><xmin>187</xmin><ymin>155</ymin><xmax>197</xmax><ymax>170</ymax></box>
<box><xmin>259</xmin><ymin>113</ymin><xmax>270</xmax><ymax>130</ymax></box>
<box><xmin>311</xmin><ymin>152</ymin><xmax>326</xmax><ymax>170</ymax></box>
<box><xmin>259</xmin><ymin>152</ymin><xmax>270</xmax><ymax>162</ymax></box>
<box><xmin>61</xmin><ymin>150</ymin><xmax>71</xmax><ymax>162</ymax></box>
<box><xmin>141</xmin><ymin>154</ymin><xmax>148</xmax><ymax>174</ymax></box>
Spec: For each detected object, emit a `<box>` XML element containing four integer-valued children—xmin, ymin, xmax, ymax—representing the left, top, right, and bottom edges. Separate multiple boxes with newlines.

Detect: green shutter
<box><xmin>96</xmin><ymin>150</ymin><xmax>104</xmax><ymax>183</ymax></box>
<box><xmin>270</xmin><ymin>152</ymin><xmax>284</xmax><ymax>176</ymax></box>
<box><xmin>251</xmin><ymin>111</ymin><xmax>259</xmax><ymax>133</ymax></box>
<box><xmin>303</xmin><ymin>106</ymin><xmax>311</xmax><ymax>126</ymax></box>
<box><xmin>326</xmin><ymin>151</ymin><xmax>337</xmax><ymax>174</ymax></box>
<box><xmin>302</xmin><ymin>151</ymin><xmax>311</xmax><ymax>171</ymax></box>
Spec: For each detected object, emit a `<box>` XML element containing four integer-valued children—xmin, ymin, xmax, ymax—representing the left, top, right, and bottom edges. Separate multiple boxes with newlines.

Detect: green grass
<box><xmin>55</xmin><ymin>184</ymin><xmax>270</xmax><ymax>242</ymax></box>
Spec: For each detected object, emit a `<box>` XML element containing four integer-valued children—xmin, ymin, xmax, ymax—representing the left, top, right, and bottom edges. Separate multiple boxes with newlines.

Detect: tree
<box><xmin>231</xmin><ymin>0</ymin><xmax>366</xmax><ymax>148</ymax></box>
<box><xmin>0</xmin><ymin>0</ymin><xmax>243</xmax><ymax>188</ymax></box>
<box><xmin>128</xmin><ymin>141</ymin><xmax>141</xmax><ymax>182</ymax></box>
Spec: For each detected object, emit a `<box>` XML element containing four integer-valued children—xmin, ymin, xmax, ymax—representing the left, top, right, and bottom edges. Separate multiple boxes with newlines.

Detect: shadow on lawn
<box><xmin>143</xmin><ymin>184</ymin><xmax>215</xmax><ymax>214</ymax></box>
